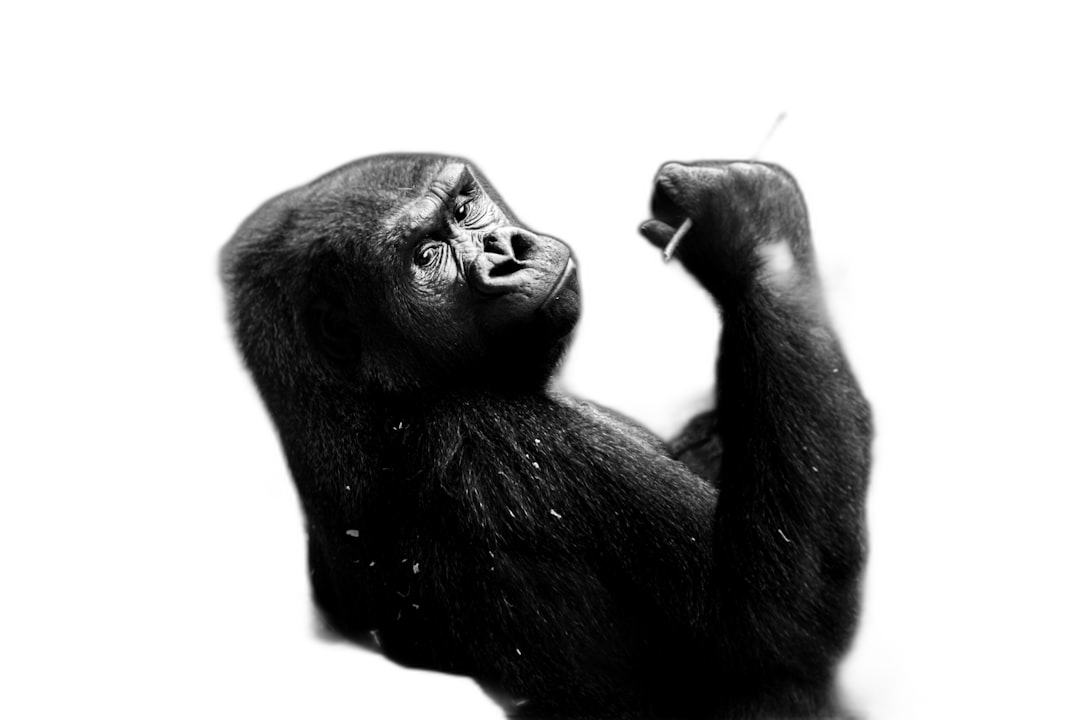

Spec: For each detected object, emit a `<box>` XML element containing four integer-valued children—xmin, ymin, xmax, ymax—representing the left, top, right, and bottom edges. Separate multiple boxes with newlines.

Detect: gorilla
<box><xmin>220</xmin><ymin>154</ymin><xmax>872</xmax><ymax>719</ymax></box>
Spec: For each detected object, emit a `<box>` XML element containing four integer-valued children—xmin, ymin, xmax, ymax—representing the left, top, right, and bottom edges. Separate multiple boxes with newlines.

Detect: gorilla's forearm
<box><xmin>648</xmin><ymin>160</ymin><xmax>873</xmax><ymax>679</ymax></box>
<box><xmin>712</xmin><ymin>292</ymin><xmax>872</xmax><ymax>672</ymax></box>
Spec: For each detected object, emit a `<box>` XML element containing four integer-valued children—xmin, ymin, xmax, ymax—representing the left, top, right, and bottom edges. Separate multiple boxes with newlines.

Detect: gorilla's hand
<box><xmin>640</xmin><ymin>161</ymin><xmax>818</xmax><ymax>304</ymax></box>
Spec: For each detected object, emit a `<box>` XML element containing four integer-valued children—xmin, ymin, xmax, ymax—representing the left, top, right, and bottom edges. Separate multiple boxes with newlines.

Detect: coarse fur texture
<box><xmin>220</xmin><ymin>154</ymin><xmax>873</xmax><ymax>718</ymax></box>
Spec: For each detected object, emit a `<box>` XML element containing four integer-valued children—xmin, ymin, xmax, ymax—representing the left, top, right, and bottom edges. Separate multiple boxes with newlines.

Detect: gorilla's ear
<box><xmin>305</xmin><ymin>296</ymin><xmax>362</xmax><ymax>364</ymax></box>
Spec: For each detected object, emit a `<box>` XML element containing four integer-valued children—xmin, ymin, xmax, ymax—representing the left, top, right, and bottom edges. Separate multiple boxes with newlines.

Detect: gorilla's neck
<box><xmin>280</xmin><ymin>389</ymin><xmax>672</xmax><ymax>536</ymax></box>
<box><xmin>356</xmin><ymin>390</ymin><xmax>604</xmax><ymax>489</ymax></box>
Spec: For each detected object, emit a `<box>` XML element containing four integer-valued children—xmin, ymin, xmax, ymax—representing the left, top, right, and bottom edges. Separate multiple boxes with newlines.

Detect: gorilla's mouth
<box><xmin>540</xmin><ymin>257</ymin><xmax>578</xmax><ymax>311</ymax></box>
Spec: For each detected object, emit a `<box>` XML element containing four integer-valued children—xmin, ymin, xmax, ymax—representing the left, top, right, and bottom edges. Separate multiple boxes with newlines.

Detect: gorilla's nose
<box><xmin>482</xmin><ymin>227</ymin><xmax>537</xmax><ymax>276</ymax></box>
<box><xmin>469</xmin><ymin>227</ymin><xmax>573</xmax><ymax>302</ymax></box>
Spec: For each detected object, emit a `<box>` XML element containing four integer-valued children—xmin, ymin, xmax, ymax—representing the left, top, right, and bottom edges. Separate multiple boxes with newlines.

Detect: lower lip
<box><xmin>541</xmin><ymin>257</ymin><xmax>577</xmax><ymax>308</ymax></box>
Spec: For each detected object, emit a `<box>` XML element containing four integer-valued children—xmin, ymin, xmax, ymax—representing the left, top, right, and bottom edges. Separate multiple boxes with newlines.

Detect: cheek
<box><xmin>397</xmin><ymin>282</ymin><xmax>483</xmax><ymax>358</ymax></box>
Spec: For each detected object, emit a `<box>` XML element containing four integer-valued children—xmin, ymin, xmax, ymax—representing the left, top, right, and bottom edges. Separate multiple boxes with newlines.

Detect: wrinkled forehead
<box><xmin>393</xmin><ymin>158</ymin><xmax>467</xmax><ymax>208</ymax></box>
<box><xmin>280</xmin><ymin>155</ymin><xmax>523</xmax><ymax>283</ymax></box>
<box><xmin>354</xmin><ymin>155</ymin><xmax>509</xmax><ymax>227</ymax></box>
<box><xmin>287</xmin><ymin>155</ymin><xmax>446</xmax><ymax>253</ymax></box>
<box><xmin>357</xmin><ymin>154</ymin><xmax>457</xmax><ymax>189</ymax></box>
<box><xmin>382</xmin><ymin>161</ymin><xmax>476</xmax><ymax>234</ymax></box>
<box><xmin>307</xmin><ymin>154</ymin><xmax>514</xmax><ymax>223</ymax></box>
<box><xmin>307</xmin><ymin>154</ymin><xmax>451</xmax><ymax>208</ymax></box>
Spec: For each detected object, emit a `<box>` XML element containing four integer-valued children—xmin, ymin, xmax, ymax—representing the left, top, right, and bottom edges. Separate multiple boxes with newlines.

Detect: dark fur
<box><xmin>221</xmin><ymin>155</ymin><xmax>872</xmax><ymax>718</ymax></box>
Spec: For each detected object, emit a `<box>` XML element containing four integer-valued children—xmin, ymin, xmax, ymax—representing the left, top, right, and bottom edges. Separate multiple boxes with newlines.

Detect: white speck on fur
<box><xmin>345</xmin><ymin>529</ymin><xmax>359</xmax><ymax>537</ymax></box>
<box><xmin>778</xmin><ymin>528</ymin><xmax>791</xmax><ymax>543</ymax></box>
<box><xmin>550</xmin><ymin>509</ymin><xmax>563</xmax><ymax>519</ymax></box>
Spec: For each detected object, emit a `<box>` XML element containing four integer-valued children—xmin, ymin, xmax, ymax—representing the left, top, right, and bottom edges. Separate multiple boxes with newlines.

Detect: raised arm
<box><xmin>643</xmin><ymin>161</ymin><xmax>873</xmax><ymax>712</ymax></box>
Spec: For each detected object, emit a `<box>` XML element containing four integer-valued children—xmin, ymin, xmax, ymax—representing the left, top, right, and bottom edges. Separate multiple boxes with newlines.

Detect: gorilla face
<box><xmin>225</xmin><ymin>154</ymin><xmax>580</xmax><ymax>397</ymax></box>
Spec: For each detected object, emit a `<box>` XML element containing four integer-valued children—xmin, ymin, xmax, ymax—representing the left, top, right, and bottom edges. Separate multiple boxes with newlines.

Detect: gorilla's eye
<box><xmin>453</xmin><ymin>201</ymin><xmax>472</xmax><ymax>223</ymax></box>
<box><xmin>414</xmin><ymin>242</ymin><xmax>443</xmax><ymax>267</ymax></box>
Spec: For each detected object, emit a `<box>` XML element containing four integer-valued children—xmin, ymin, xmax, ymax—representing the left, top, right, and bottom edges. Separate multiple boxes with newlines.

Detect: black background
<box><xmin>97</xmin><ymin>91</ymin><xmax>1041</xmax><ymax>720</ymax></box>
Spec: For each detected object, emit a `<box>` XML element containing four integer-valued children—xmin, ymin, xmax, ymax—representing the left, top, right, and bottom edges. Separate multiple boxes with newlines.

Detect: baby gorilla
<box><xmin>220</xmin><ymin>154</ymin><xmax>872</xmax><ymax>719</ymax></box>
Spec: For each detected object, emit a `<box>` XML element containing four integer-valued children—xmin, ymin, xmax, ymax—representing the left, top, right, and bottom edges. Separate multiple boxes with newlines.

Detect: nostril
<box><xmin>485</xmin><ymin>232</ymin><xmax>529</xmax><ymax>279</ymax></box>
<box><xmin>510</xmin><ymin>232</ymin><xmax>532</xmax><ymax>261</ymax></box>
<box><xmin>488</xmin><ymin>259</ymin><xmax>522</xmax><ymax>278</ymax></box>
<box><xmin>482</xmin><ymin>229</ymin><xmax>535</xmax><ymax>263</ymax></box>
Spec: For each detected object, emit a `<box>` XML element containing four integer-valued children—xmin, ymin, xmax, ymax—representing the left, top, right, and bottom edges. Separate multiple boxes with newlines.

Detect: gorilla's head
<box><xmin>221</xmin><ymin>154</ymin><xmax>580</xmax><ymax>411</ymax></box>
